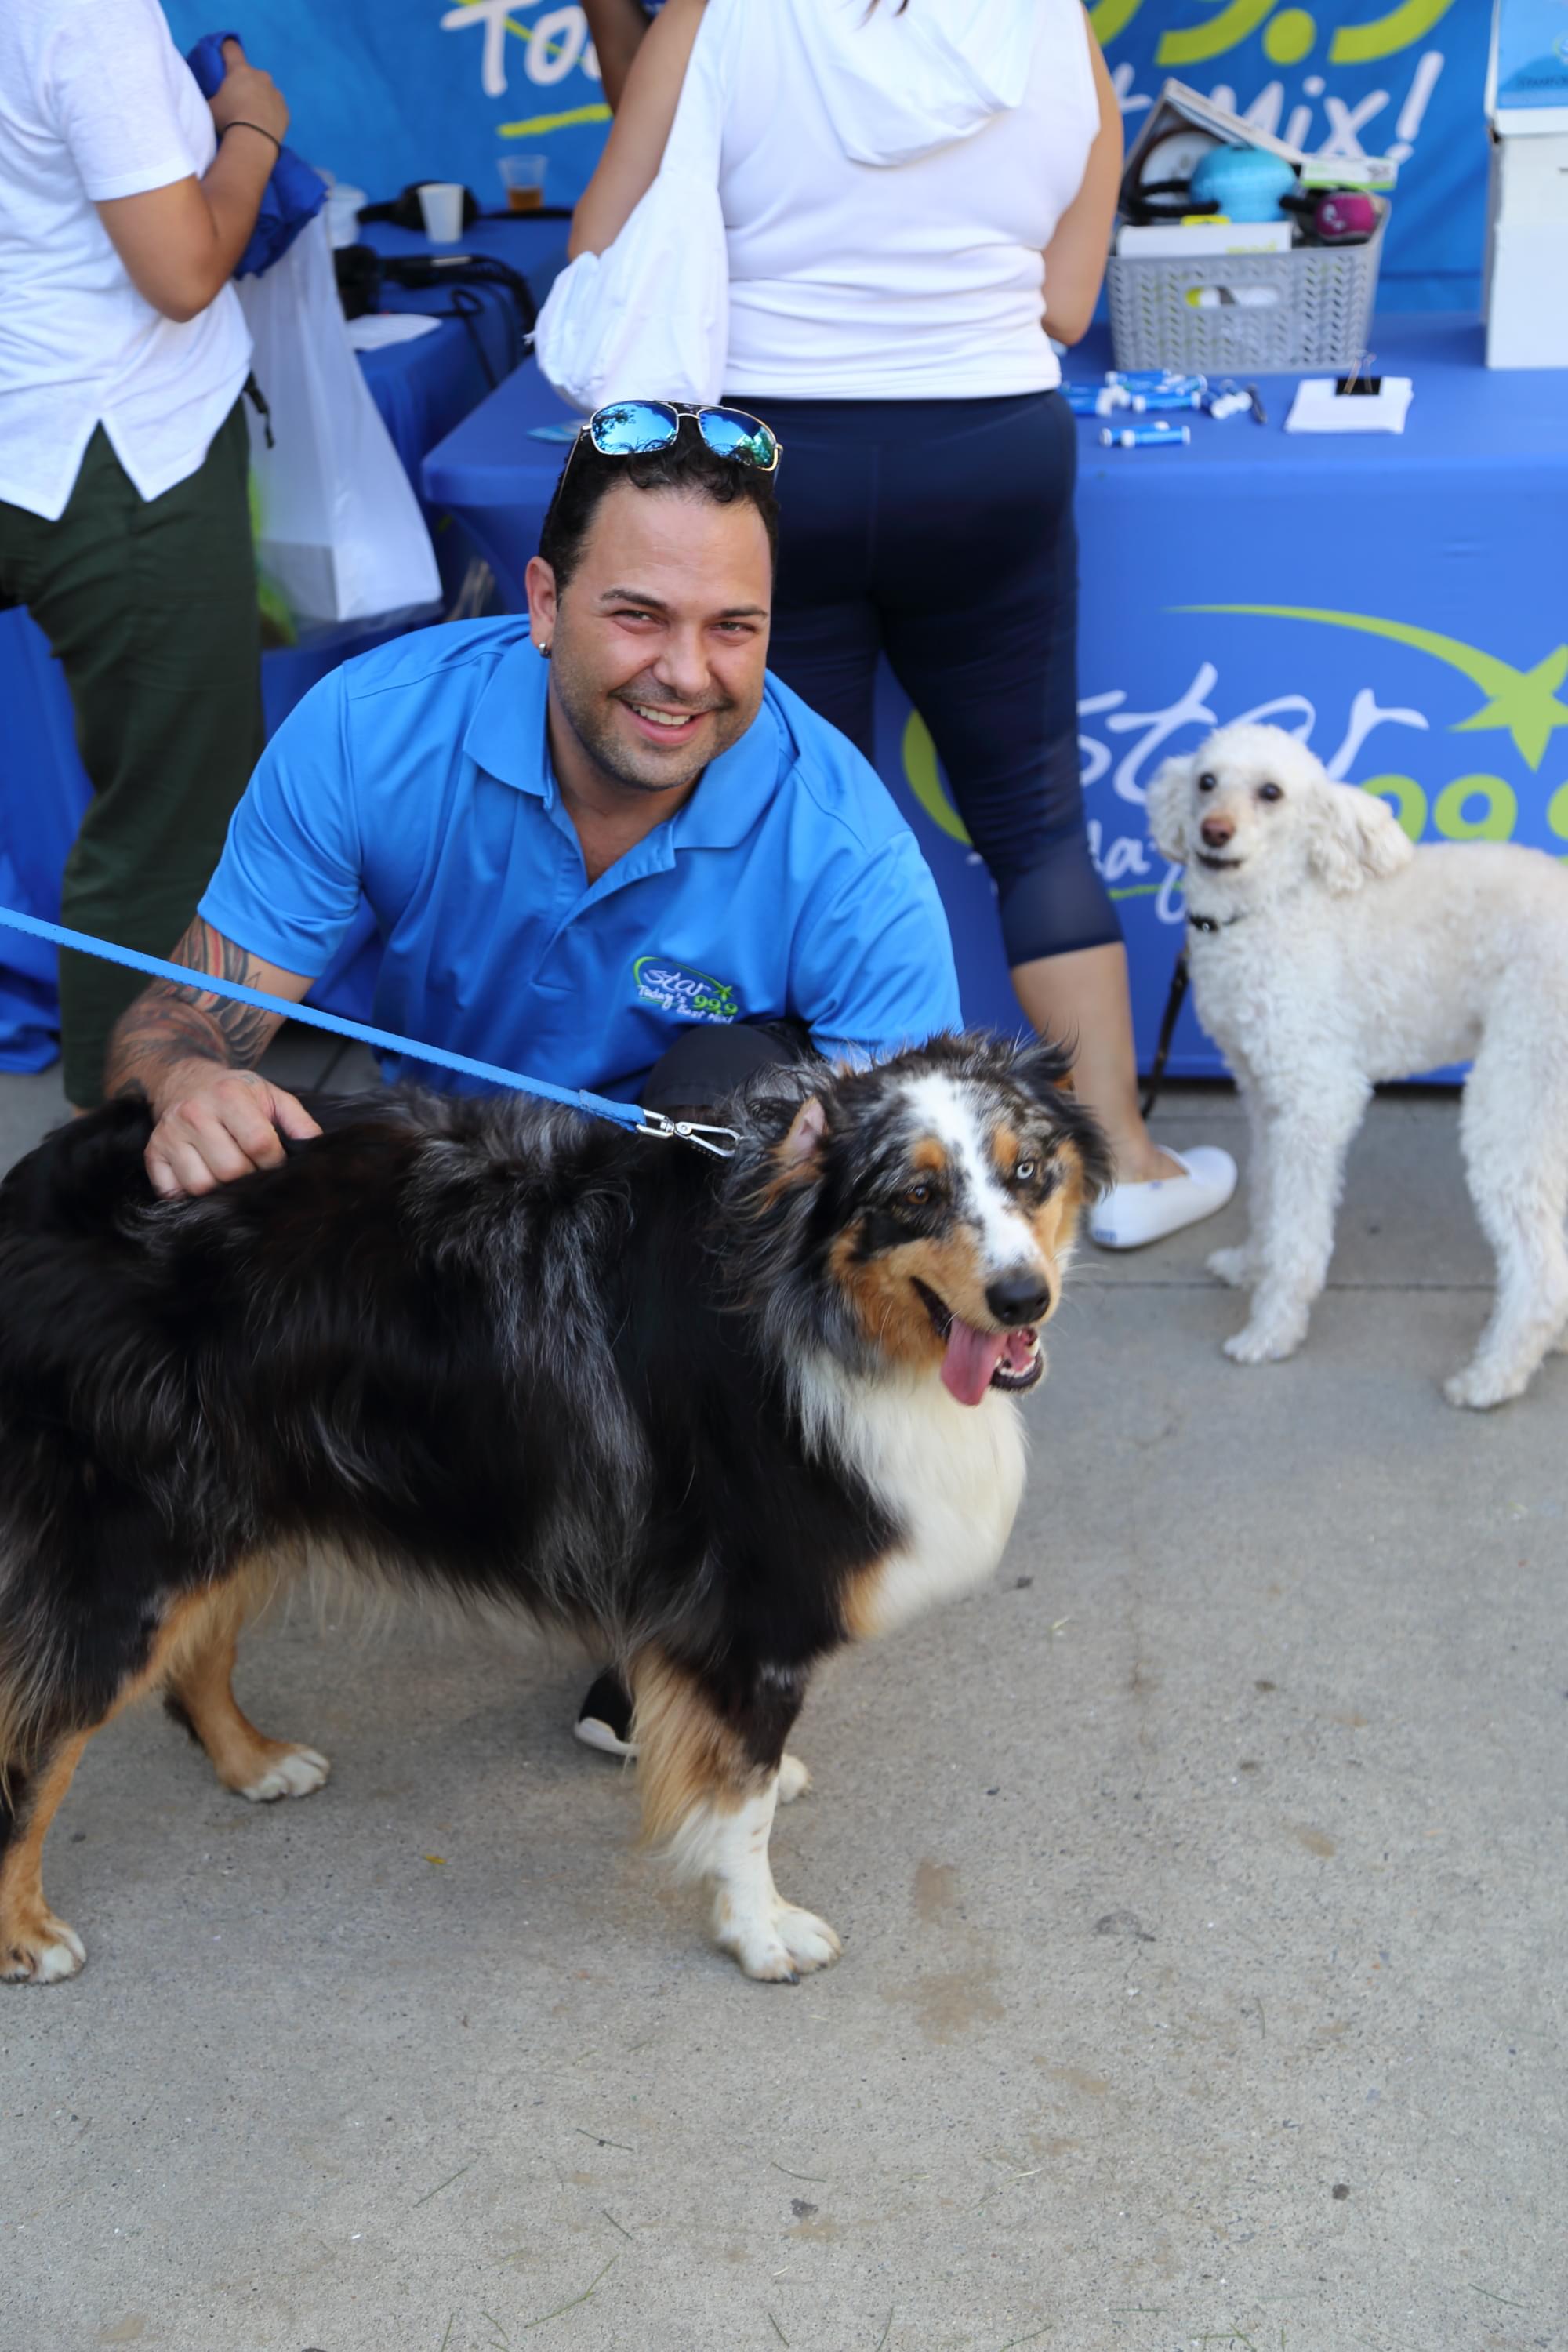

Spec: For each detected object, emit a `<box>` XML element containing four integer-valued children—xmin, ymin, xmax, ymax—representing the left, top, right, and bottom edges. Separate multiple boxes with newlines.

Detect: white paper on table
<box><xmin>344</xmin><ymin>313</ymin><xmax>444</xmax><ymax>351</ymax></box>
<box><xmin>1285</xmin><ymin>376</ymin><xmax>1414</xmax><ymax>433</ymax></box>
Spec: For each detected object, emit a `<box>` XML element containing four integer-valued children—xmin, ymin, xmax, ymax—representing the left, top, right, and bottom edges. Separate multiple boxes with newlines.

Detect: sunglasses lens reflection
<box><xmin>699</xmin><ymin>407</ymin><xmax>779</xmax><ymax>470</ymax></box>
<box><xmin>590</xmin><ymin>399</ymin><xmax>681</xmax><ymax>455</ymax></box>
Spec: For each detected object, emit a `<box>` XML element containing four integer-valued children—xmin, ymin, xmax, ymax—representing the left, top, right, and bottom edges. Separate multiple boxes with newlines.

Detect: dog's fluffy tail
<box><xmin>0</xmin><ymin>1098</ymin><xmax>159</xmax><ymax>1789</ymax></box>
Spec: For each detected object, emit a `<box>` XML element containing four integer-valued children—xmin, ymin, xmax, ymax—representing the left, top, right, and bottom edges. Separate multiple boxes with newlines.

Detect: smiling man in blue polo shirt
<box><xmin>104</xmin><ymin>405</ymin><xmax>961</xmax><ymax>1197</ymax></box>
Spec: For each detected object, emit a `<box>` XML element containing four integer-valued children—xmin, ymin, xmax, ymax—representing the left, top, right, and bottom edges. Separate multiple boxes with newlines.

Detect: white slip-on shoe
<box><xmin>574</xmin><ymin>1671</ymin><xmax>637</xmax><ymax>1758</ymax></box>
<box><xmin>1088</xmin><ymin>1145</ymin><xmax>1238</xmax><ymax>1250</ymax></box>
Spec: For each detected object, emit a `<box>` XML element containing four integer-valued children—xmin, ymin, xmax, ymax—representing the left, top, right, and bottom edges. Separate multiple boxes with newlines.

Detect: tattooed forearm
<box><xmin>104</xmin><ymin>919</ymin><xmax>286</xmax><ymax>1108</ymax></box>
<box><xmin>166</xmin><ymin>920</ymin><xmax>280</xmax><ymax>1063</ymax></box>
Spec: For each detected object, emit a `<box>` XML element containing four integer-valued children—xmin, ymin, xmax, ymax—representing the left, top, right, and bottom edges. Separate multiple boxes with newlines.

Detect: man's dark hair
<box><xmin>538</xmin><ymin>414</ymin><xmax>779</xmax><ymax>590</ymax></box>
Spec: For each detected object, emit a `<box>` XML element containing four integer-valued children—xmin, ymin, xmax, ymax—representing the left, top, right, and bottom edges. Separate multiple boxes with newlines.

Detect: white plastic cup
<box><xmin>325</xmin><ymin>182</ymin><xmax>367</xmax><ymax>249</ymax></box>
<box><xmin>418</xmin><ymin>182</ymin><xmax>465</xmax><ymax>245</ymax></box>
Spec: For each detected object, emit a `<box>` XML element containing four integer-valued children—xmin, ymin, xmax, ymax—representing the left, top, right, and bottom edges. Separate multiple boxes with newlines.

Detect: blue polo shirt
<box><xmin>199</xmin><ymin>619</ymin><xmax>961</xmax><ymax>1098</ymax></box>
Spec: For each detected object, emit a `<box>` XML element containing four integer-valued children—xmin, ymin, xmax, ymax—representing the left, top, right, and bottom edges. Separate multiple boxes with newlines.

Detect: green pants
<box><xmin>0</xmin><ymin>401</ymin><xmax>263</xmax><ymax>1105</ymax></box>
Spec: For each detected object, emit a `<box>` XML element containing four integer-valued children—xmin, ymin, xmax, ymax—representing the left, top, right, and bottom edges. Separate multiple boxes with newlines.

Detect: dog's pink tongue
<box><xmin>941</xmin><ymin>1319</ymin><xmax>1008</xmax><ymax>1407</ymax></box>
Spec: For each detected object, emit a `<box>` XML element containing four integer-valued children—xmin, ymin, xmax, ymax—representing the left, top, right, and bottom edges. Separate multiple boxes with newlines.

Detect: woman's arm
<box><xmin>569</xmin><ymin>0</ymin><xmax>706</xmax><ymax>258</ymax></box>
<box><xmin>581</xmin><ymin>0</ymin><xmax>654</xmax><ymax>111</ymax></box>
<box><xmin>1040</xmin><ymin>29</ymin><xmax>1123</xmax><ymax>348</ymax></box>
<box><xmin>96</xmin><ymin>40</ymin><xmax>288</xmax><ymax>323</ymax></box>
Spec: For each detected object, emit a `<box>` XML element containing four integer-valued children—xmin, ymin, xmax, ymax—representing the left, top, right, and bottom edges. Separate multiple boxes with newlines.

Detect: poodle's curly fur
<box><xmin>1147</xmin><ymin>722</ymin><xmax>1568</xmax><ymax>1409</ymax></box>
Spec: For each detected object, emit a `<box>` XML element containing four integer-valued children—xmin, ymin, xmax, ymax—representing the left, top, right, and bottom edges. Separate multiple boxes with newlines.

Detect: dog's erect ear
<box><xmin>1306</xmin><ymin>782</ymin><xmax>1416</xmax><ymax>895</ymax></box>
<box><xmin>778</xmin><ymin>1095</ymin><xmax>828</xmax><ymax>1170</ymax></box>
<box><xmin>1145</xmin><ymin>754</ymin><xmax>1196</xmax><ymax>863</ymax></box>
<box><xmin>1008</xmin><ymin>1034</ymin><xmax>1076</xmax><ymax>1103</ymax></box>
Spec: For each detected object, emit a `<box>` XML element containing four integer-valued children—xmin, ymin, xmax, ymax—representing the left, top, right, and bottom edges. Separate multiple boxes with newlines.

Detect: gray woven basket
<box><xmin>1106</xmin><ymin>210</ymin><xmax>1385</xmax><ymax>376</ymax></box>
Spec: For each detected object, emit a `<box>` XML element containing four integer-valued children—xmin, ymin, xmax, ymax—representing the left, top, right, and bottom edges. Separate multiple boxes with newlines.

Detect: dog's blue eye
<box><xmin>1197</xmin><ymin>772</ymin><xmax>1218</xmax><ymax>792</ymax></box>
<box><xmin>1258</xmin><ymin>782</ymin><xmax>1283</xmax><ymax>803</ymax></box>
<box><xmin>1014</xmin><ymin>1161</ymin><xmax>1036</xmax><ymax>1184</ymax></box>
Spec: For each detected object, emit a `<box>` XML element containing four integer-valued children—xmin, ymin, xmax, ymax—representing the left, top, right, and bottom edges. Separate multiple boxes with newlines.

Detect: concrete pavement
<box><xmin>2</xmin><ymin>1054</ymin><xmax>1562</xmax><ymax>2352</ymax></box>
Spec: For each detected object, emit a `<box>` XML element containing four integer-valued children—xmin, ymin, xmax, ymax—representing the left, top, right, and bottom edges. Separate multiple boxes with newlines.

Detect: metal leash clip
<box><xmin>637</xmin><ymin>1109</ymin><xmax>741</xmax><ymax>1159</ymax></box>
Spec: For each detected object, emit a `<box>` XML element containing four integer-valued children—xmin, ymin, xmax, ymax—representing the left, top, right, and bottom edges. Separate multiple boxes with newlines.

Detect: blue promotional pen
<box><xmin>1099</xmin><ymin>423</ymin><xmax>1192</xmax><ymax>449</ymax></box>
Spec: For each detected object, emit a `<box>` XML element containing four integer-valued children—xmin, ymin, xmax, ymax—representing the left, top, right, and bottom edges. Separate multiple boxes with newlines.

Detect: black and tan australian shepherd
<box><xmin>0</xmin><ymin>1034</ymin><xmax>1109</xmax><ymax>1987</ymax></box>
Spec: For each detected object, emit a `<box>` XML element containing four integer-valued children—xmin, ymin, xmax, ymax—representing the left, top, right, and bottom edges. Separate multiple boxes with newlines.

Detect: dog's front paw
<box><xmin>776</xmin><ymin>1753</ymin><xmax>811</xmax><ymax>1805</ymax></box>
<box><xmin>1443</xmin><ymin>1360</ymin><xmax>1528</xmax><ymax>1411</ymax></box>
<box><xmin>716</xmin><ymin>1895</ymin><xmax>841</xmax><ymax>1983</ymax></box>
<box><xmin>1207</xmin><ymin>1246</ymin><xmax>1254</xmax><ymax>1290</ymax></box>
<box><xmin>1</xmin><ymin>1911</ymin><xmax>85</xmax><ymax>1985</ymax></box>
<box><xmin>235</xmin><ymin>1744</ymin><xmax>331</xmax><ymax>1802</ymax></box>
<box><xmin>1224</xmin><ymin>1317</ymin><xmax>1305</xmax><ymax>1365</ymax></box>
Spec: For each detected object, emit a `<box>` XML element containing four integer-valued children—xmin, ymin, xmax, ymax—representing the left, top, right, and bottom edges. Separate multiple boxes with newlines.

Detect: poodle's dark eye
<box><xmin>1258</xmin><ymin>782</ymin><xmax>1283</xmax><ymax>804</ymax></box>
<box><xmin>1196</xmin><ymin>771</ymin><xmax>1218</xmax><ymax>793</ymax></box>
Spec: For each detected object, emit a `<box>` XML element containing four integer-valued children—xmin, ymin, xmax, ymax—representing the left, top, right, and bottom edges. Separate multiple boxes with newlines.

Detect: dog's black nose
<box><xmin>986</xmin><ymin>1269</ymin><xmax>1051</xmax><ymax>1327</ymax></box>
<box><xmin>1200</xmin><ymin>816</ymin><xmax>1234</xmax><ymax>848</ymax></box>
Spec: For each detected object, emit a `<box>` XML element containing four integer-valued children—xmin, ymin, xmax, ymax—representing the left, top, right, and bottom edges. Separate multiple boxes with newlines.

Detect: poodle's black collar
<box><xmin>1142</xmin><ymin>909</ymin><xmax>1250</xmax><ymax>1120</ymax></box>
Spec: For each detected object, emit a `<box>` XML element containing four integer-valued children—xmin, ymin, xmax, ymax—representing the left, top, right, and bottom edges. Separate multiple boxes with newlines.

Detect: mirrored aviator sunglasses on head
<box><xmin>584</xmin><ymin>397</ymin><xmax>782</xmax><ymax>474</ymax></box>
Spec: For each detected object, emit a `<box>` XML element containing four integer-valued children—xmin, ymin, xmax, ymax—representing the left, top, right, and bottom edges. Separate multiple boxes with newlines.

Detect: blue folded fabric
<box><xmin>185</xmin><ymin>31</ymin><xmax>326</xmax><ymax>278</ymax></box>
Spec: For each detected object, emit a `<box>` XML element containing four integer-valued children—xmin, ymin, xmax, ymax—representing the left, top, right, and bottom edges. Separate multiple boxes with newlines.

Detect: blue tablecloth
<box><xmin>0</xmin><ymin>216</ymin><xmax>566</xmax><ymax>1069</ymax></box>
<box><xmin>423</xmin><ymin>316</ymin><xmax>1568</xmax><ymax>1074</ymax></box>
<box><xmin>1063</xmin><ymin>316</ymin><xmax>1568</xmax><ymax>1074</ymax></box>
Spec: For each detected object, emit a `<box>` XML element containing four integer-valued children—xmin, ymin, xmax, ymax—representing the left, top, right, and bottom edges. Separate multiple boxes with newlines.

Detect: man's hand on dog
<box><xmin>145</xmin><ymin>1063</ymin><xmax>321</xmax><ymax>1198</ymax></box>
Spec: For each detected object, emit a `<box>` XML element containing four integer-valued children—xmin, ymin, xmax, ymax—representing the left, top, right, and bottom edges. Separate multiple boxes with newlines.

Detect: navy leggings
<box><xmin>758</xmin><ymin>390</ymin><xmax>1121</xmax><ymax>967</ymax></box>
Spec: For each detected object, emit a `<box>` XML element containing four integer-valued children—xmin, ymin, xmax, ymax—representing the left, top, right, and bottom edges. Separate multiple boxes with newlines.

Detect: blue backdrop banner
<box><xmin>160</xmin><ymin>2</ymin><xmax>1490</xmax><ymax>310</ymax></box>
<box><xmin>160</xmin><ymin>0</ymin><xmax>619</xmax><ymax>221</ymax></box>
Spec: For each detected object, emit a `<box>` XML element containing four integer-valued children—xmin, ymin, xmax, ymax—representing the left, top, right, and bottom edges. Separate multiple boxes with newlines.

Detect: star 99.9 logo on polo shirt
<box><xmin>633</xmin><ymin>956</ymin><xmax>741</xmax><ymax>1025</ymax></box>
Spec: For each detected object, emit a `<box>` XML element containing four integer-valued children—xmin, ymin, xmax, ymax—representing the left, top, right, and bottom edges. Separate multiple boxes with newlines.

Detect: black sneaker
<box><xmin>574</xmin><ymin>1670</ymin><xmax>637</xmax><ymax>1758</ymax></box>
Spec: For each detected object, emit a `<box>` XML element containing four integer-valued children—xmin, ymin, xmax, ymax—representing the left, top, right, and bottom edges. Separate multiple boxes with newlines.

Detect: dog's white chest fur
<box><xmin>801</xmin><ymin>1363</ymin><xmax>1027</xmax><ymax>1636</ymax></box>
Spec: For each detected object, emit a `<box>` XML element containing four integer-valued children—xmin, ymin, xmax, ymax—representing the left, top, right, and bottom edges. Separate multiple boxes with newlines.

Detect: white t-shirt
<box><xmin>720</xmin><ymin>0</ymin><xmax>1099</xmax><ymax>401</ymax></box>
<box><xmin>0</xmin><ymin>0</ymin><xmax>252</xmax><ymax>521</ymax></box>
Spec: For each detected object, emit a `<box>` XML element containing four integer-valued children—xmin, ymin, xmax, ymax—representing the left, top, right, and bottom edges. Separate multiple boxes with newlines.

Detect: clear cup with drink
<box><xmin>499</xmin><ymin>154</ymin><xmax>548</xmax><ymax>214</ymax></box>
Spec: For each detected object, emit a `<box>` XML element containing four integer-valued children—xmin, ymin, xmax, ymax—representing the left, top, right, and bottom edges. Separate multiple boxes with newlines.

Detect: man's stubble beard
<box><xmin>548</xmin><ymin>639</ymin><xmax>749</xmax><ymax>797</ymax></box>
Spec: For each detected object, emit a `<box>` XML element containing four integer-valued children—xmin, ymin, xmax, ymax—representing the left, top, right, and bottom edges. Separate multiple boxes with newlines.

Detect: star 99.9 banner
<box><xmin>158</xmin><ymin>2</ymin><xmax>1490</xmax><ymax>309</ymax></box>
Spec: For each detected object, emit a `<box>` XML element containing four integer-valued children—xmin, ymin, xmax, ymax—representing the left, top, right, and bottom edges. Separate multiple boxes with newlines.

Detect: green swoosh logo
<box><xmin>1158</xmin><ymin>0</ymin><xmax>1276</xmax><ymax>67</ymax></box>
<box><xmin>1330</xmin><ymin>0</ymin><xmax>1457</xmax><ymax>67</ymax></box>
<box><xmin>1179</xmin><ymin>605</ymin><xmax>1568</xmax><ymax>771</ymax></box>
<box><xmin>1094</xmin><ymin>0</ymin><xmax>1458</xmax><ymax>64</ymax></box>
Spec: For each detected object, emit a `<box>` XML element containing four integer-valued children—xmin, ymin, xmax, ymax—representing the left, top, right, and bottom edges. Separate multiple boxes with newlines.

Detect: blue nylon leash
<box><xmin>0</xmin><ymin>906</ymin><xmax>739</xmax><ymax>1158</ymax></box>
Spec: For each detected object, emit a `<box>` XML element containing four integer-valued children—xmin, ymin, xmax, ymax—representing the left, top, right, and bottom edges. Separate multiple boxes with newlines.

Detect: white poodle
<box><xmin>1146</xmin><ymin>722</ymin><xmax>1568</xmax><ymax>1409</ymax></box>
